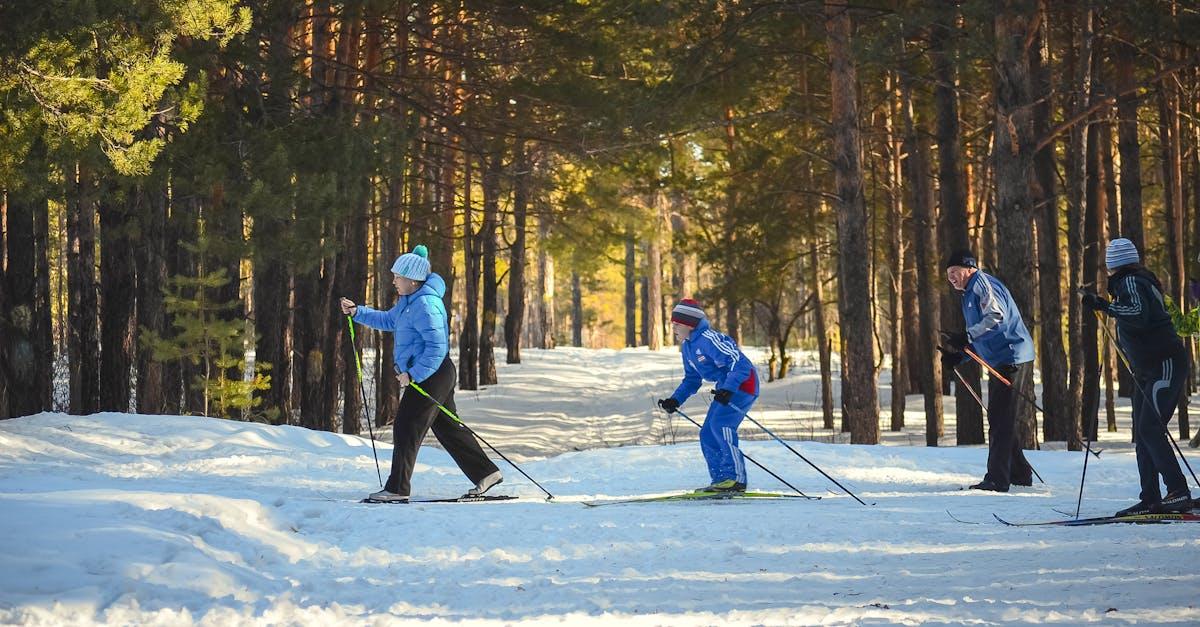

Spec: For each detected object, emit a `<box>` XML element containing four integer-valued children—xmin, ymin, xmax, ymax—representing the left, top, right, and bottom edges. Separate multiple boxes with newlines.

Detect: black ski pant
<box><xmin>384</xmin><ymin>356</ymin><xmax>499</xmax><ymax>496</ymax></box>
<box><xmin>984</xmin><ymin>361</ymin><xmax>1034</xmax><ymax>489</ymax></box>
<box><xmin>1130</xmin><ymin>352</ymin><xmax>1189</xmax><ymax>503</ymax></box>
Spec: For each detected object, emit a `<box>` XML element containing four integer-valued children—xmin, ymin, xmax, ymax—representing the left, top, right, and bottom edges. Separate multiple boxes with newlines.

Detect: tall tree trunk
<box><xmin>295</xmin><ymin>217</ymin><xmax>338</xmax><ymax>430</ymax></box>
<box><xmin>646</xmin><ymin>195</ymin><xmax>664</xmax><ymax>350</ymax></box>
<box><xmin>640</xmin><ymin>274</ymin><xmax>650</xmax><ymax>347</ymax></box>
<box><xmin>624</xmin><ymin>230</ymin><xmax>637</xmax><ymax>347</ymax></box>
<box><xmin>723</xmin><ymin>104</ymin><xmax>740</xmax><ymax>345</ymax></box>
<box><xmin>136</xmin><ymin>182</ymin><xmax>168</xmax><ymax>415</ymax></box>
<box><xmin>1192</xmin><ymin>78</ymin><xmax>1200</xmax><ymax>400</ymax></box>
<box><xmin>669</xmin><ymin>205</ymin><xmax>695</xmax><ymax>301</ymax></box>
<box><xmin>826</xmin><ymin>0</ymin><xmax>879</xmax><ymax>444</ymax></box>
<box><xmin>249</xmin><ymin>1</ymin><xmax>298</xmax><ymax>423</ymax></box>
<box><xmin>460</xmin><ymin>152</ymin><xmax>480</xmax><ymax>390</ymax></box>
<box><xmin>932</xmin><ymin>10</ymin><xmax>983</xmax><ymax>444</ymax></box>
<box><xmin>374</xmin><ymin>174</ymin><xmax>403</xmax><ymax>424</ymax></box>
<box><xmin>1158</xmin><ymin>70</ymin><xmax>1190</xmax><ymax>439</ymax></box>
<box><xmin>885</xmin><ymin>73</ymin><xmax>906</xmax><ymax>432</ymax></box>
<box><xmin>0</xmin><ymin>193</ymin><xmax>7</xmax><ymax>418</ymax></box>
<box><xmin>533</xmin><ymin>213</ymin><xmax>555</xmax><ymax>349</ymax></box>
<box><xmin>98</xmin><ymin>189</ymin><xmax>136</xmax><ymax>413</ymax></box>
<box><xmin>1099</xmin><ymin>99</ymin><xmax>1118</xmax><ymax>439</ymax></box>
<box><xmin>436</xmin><ymin>136</ymin><xmax>459</xmax><ymax>307</ymax></box>
<box><xmin>342</xmin><ymin>190</ymin><xmax>369</xmax><ymax>436</ymax></box>
<box><xmin>901</xmin><ymin>78</ymin><xmax>944</xmax><ymax>446</ymax></box>
<box><xmin>571</xmin><ymin>272</ymin><xmax>583</xmax><ymax>347</ymax></box>
<box><xmin>251</xmin><ymin>216</ymin><xmax>291</xmax><ymax>422</ymax></box>
<box><xmin>67</xmin><ymin>163</ymin><xmax>100</xmax><ymax>415</ymax></box>
<box><xmin>479</xmin><ymin>151</ymin><xmax>500</xmax><ymax>386</ymax></box>
<box><xmin>504</xmin><ymin>141</ymin><xmax>529</xmax><ymax>364</ymax></box>
<box><xmin>33</xmin><ymin>179</ymin><xmax>52</xmax><ymax>412</ymax></box>
<box><xmin>901</xmin><ymin>215</ymin><xmax>922</xmax><ymax>396</ymax></box>
<box><xmin>810</xmin><ymin>224</ymin><xmax>835</xmax><ymax>430</ymax></box>
<box><xmin>161</xmin><ymin>180</ymin><xmax>191</xmax><ymax>415</ymax></box>
<box><xmin>1031</xmin><ymin>3</ymin><xmax>1071</xmax><ymax>447</ymax></box>
<box><xmin>993</xmin><ymin>0</ymin><xmax>1040</xmax><ymax>449</ymax></box>
<box><xmin>1065</xmin><ymin>3</ymin><xmax>1093</xmax><ymax>457</ymax></box>
<box><xmin>3</xmin><ymin>176</ymin><xmax>51</xmax><ymax>417</ymax></box>
<box><xmin>1082</xmin><ymin>90</ymin><xmax>1105</xmax><ymax>448</ymax></box>
<box><xmin>1113</xmin><ymin>30</ymin><xmax>1144</xmax><ymax>249</ymax></box>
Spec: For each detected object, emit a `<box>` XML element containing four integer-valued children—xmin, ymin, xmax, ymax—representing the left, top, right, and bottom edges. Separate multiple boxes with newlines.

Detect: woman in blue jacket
<box><xmin>657</xmin><ymin>299</ymin><xmax>759</xmax><ymax>492</ymax></box>
<box><xmin>340</xmin><ymin>245</ymin><xmax>501</xmax><ymax>502</ymax></box>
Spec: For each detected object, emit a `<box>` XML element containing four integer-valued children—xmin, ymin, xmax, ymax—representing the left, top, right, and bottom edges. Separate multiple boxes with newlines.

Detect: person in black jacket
<box><xmin>1082</xmin><ymin>238</ymin><xmax>1193</xmax><ymax>516</ymax></box>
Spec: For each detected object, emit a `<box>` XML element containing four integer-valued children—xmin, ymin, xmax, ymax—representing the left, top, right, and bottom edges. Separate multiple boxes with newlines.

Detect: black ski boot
<box><xmin>1114</xmin><ymin>500</ymin><xmax>1155</xmax><ymax>517</ymax></box>
<box><xmin>1150</xmin><ymin>490</ymin><xmax>1194</xmax><ymax>514</ymax></box>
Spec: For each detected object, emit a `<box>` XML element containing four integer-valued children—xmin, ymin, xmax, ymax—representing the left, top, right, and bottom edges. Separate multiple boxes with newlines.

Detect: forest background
<box><xmin>2</xmin><ymin>0</ymin><xmax>1199</xmax><ymax>450</ymax></box>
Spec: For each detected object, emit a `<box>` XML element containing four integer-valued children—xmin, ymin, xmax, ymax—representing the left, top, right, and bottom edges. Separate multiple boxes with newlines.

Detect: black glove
<box><xmin>658</xmin><ymin>397</ymin><xmax>679</xmax><ymax>414</ymax></box>
<box><xmin>1080</xmin><ymin>290</ymin><xmax>1109</xmax><ymax>312</ymax></box>
<box><xmin>938</xmin><ymin>346</ymin><xmax>963</xmax><ymax>373</ymax></box>
<box><xmin>941</xmin><ymin>330</ymin><xmax>969</xmax><ymax>352</ymax></box>
<box><xmin>712</xmin><ymin>388</ymin><xmax>733</xmax><ymax>405</ymax></box>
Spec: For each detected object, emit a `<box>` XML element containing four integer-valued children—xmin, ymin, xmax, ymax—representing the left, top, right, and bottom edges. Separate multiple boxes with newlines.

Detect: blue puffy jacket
<box><xmin>670</xmin><ymin>319</ymin><xmax>758</xmax><ymax>404</ymax></box>
<box><xmin>352</xmin><ymin>273</ymin><xmax>449</xmax><ymax>383</ymax></box>
<box><xmin>960</xmin><ymin>270</ymin><xmax>1034</xmax><ymax>367</ymax></box>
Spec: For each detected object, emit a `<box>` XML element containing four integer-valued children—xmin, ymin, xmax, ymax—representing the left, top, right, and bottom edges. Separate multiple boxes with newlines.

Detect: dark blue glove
<box><xmin>658</xmin><ymin>397</ymin><xmax>679</xmax><ymax>414</ymax></box>
<box><xmin>1080</xmin><ymin>290</ymin><xmax>1109</xmax><ymax>312</ymax></box>
<box><xmin>937</xmin><ymin>345</ymin><xmax>963</xmax><ymax>373</ymax></box>
<box><xmin>941</xmin><ymin>331</ymin><xmax>969</xmax><ymax>352</ymax></box>
<box><xmin>712</xmin><ymin>388</ymin><xmax>733</xmax><ymax>405</ymax></box>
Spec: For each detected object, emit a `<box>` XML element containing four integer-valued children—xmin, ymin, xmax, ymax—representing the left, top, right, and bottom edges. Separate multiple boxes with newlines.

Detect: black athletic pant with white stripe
<box><xmin>1130</xmin><ymin>352</ymin><xmax>1190</xmax><ymax>503</ymax></box>
<box><xmin>384</xmin><ymin>356</ymin><xmax>499</xmax><ymax>496</ymax></box>
<box><xmin>984</xmin><ymin>361</ymin><xmax>1035</xmax><ymax>489</ymax></box>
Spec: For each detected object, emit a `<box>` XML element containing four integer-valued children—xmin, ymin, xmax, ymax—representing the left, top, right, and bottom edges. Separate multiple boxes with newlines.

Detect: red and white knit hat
<box><xmin>671</xmin><ymin>298</ymin><xmax>707</xmax><ymax>328</ymax></box>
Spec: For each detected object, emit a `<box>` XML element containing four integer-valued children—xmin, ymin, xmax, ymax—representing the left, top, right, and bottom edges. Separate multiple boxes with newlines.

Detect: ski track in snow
<box><xmin>1</xmin><ymin>347</ymin><xmax>1198</xmax><ymax>625</ymax></box>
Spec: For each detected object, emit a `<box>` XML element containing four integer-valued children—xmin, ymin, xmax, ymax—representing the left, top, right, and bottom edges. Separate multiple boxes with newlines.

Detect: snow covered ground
<box><xmin>2</xmin><ymin>347</ymin><xmax>1198</xmax><ymax>625</ymax></box>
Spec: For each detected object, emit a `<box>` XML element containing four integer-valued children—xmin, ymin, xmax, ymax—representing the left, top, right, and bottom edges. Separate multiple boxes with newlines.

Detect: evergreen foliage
<box><xmin>141</xmin><ymin>257</ymin><xmax>270</xmax><ymax>421</ymax></box>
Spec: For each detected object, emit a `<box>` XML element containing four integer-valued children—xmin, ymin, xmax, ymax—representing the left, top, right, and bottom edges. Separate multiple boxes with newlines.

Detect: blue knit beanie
<box><xmin>391</xmin><ymin>244</ymin><xmax>431</xmax><ymax>280</ymax></box>
<box><xmin>1105</xmin><ymin>238</ymin><xmax>1139</xmax><ymax>271</ymax></box>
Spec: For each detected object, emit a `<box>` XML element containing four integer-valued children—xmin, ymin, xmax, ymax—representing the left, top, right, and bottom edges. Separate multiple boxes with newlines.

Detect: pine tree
<box><xmin>142</xmin><ymin>259</ymin><xmax>271</xmax><ymax>421</ymax></box>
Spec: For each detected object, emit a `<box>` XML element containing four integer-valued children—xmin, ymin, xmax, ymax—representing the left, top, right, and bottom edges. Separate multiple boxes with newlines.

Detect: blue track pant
<box><xmin>699</xmin><ymin>389</ymin><xmax>757</xmax><ymax>484</ymax></box>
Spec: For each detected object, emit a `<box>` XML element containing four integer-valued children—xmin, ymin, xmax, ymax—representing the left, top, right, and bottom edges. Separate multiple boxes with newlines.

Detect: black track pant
<box><xmin>1131</xmin><ymin>352</ymin><xmax>1189</xmax><ymax>503</ymax></box>
<box><xmin>984</xmin><ymin>361</ymin><xmax>1034</xmax><ymax>489</ymax></box>
<box><xmin>384</xmin><ymin>357</ymin><xmax>499</xmax><ymax>496</ymax></box>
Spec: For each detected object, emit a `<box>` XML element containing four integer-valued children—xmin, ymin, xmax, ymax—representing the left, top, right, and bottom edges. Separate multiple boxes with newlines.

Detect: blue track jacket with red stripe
<box><xmin>669</xmin><ymin>319</ymin><xmax>758</xmax><ymax>404</ymax></box>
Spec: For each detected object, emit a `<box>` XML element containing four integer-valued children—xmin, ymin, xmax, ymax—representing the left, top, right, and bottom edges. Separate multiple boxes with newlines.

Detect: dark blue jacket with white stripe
<box><xmin>1104</xmin><ymin>265</ymin><xmax>1186</xmax><ymax>377</ymax></box>
<box><xmin>960</xmin><ymin>270</ymin><xmax>1035</xmax><ymax>367</ymax></box>
<box><xmin>669</xmin><ymin>319</ymin><xmax>758</xmax><ymax>404</ymax></box>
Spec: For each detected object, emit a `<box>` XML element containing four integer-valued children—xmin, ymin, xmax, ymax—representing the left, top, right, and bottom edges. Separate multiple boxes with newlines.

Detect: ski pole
<box><xmin>408</xmin><ymin>381</ymin><xmax>555</xmax><ymax>500</ymax></box>
<box><xmin>1074</xmin><ymin>361</ymin><xmax>1104</xmax><ymax>520</ymax></box>
<box><xmin>944</xmin><ymin>346</ymin><xmax>1099</xmax><ymax>462</ymax></box>
<box><xmin>955</xmin><ymin>347</ymin><xmax>1051</xmax><ymax>482</ymax></box>
<box><xmin>1093</xmin><ymin>310</ymin><xmax>1200</xmax><ymax>490</ymax></box>
<box><xmin>671</xmin><ymin>407</ymin><xmax>815</xmax><ymax>499</ymax></box>
<box><xmin>961</xmin><ymin>347</ymin><xmax>1046</xmax><ymax>450</ymax></box>
<box><xmin>720</xmin><ymin>399</ymin><xmax>870</xmax><ymax>506</ymax></box>
<box><xmin>944</xmin><ymin>346</ymin><xmax>1100</xmax><ymax>460</ymax></box>
<box><xmin>943</xmin><ymin>359</ymin><xmax>1050</xmax><ymax>482</ymax></box>
<box><xmin>346</xmin><ymin>315</ymin><xmax>383</xmax><ymax>487</ymax></box>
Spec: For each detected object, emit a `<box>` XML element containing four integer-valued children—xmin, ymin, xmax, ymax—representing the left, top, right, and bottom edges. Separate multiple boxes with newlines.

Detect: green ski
<box><xmin>583</xmin><ymin>490</ymin><xmax>818</xmax><ymax>507</ymax></box>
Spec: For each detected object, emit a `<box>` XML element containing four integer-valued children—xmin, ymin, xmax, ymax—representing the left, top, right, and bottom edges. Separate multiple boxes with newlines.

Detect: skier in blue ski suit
<box><xmin>657</xmin><ymin>299</ymin><xmax>759</xmax><ymax>492</ymax></box>
<box><xmin>340</xmin><ymin>244</ymin><xmax>501</xmax><ymax>502</ymax></box>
